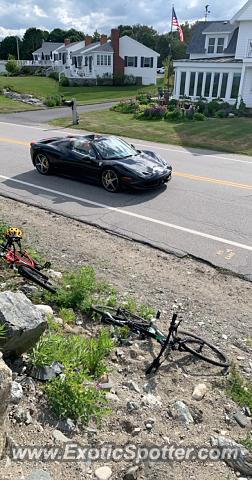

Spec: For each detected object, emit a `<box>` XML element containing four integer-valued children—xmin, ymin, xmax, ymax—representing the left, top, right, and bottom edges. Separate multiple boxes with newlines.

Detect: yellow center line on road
<box><xmin>0</xmin><ymin>136</ymin><xmax>252</xmax><ymax>190</ymax></box>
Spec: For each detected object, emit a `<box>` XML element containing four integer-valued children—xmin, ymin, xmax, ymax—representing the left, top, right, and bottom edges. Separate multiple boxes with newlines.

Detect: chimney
<box><xmin>100</xmin><ymin>34</ymin><xmax>107</xmax><ymax>45</ymax></box>
<box><xmin>111</xmin><ymin>28</ymin><xmax>124</xmax><ymax>75</ymax></box>
<box><xmin>64</xmin><ymin>38</ymin><xmax>71</xmax><ymax>46</ymax></box>
<box><xmin>85</xmin><ymin>35</ymin><xmax>92</xmax><ymax>46</ymax></box>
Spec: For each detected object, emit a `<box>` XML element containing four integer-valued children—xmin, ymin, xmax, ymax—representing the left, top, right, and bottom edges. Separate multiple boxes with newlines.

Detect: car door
<box><xmin>67</xmin><ymin>139</ymin><xmax>100</xmax><ymax>180</ymax></box>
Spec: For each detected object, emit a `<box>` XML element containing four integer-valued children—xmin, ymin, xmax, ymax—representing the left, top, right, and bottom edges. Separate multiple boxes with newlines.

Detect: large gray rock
<box><xmin>0</xmin><ymin>291</ymin><xmax>47</xmax><ymax>357</ymax></box>
<box><xmin>211</xmin><ymin>435</ymin><xmax>252</xmax><ymax>476</ymax></box>
<box><xmin>0</xmin><ymin>354</ymin><xmax>12</xmax><ymax>458</ymax></box>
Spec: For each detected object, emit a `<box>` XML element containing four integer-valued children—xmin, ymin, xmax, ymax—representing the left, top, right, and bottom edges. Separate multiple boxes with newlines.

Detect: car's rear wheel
<box><xmin>101</xmin><ymin>168</ymin><xmax>120</xmax><ymax>192</ymax></box>
<box><xmin>34</xmin><ymin>152</ymin><xmax>52</xmax><ymax>175</ymax></box>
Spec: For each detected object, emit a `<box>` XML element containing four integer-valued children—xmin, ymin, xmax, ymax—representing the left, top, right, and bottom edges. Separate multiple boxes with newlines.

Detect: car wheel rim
<box><xmin>35</xmin><ymin>154</ymin><xmax>49</xmax><ymax>174</ymax></box>
<box><xmin>102</xmin><ymin>170</ymin><xmax>119</xmax><ymax>192</ymax></box>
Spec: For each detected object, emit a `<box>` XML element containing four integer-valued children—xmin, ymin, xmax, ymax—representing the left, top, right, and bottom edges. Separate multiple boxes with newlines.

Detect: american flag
<box><xmin>172</xmin><ymin>7</ymin><xmax>184</xmax><ymax>42</ymax></box>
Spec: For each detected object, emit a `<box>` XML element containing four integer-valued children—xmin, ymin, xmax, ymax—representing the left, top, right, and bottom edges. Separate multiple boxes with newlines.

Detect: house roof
<box><xmin>70</xmin><ymin>42</ymin><xmax>100</xmax><ymax>56</ymax></box>
<box><xmin>120</xmin><ymin>35</ymin><xmax>160</xmax><ymax>56</ymax></box>
<box><xmin>70</xmin><ymin>41</ymin><xmax>113</xmax><ymax>56</ymax></box>
<box><xmin>187</xmin><ymin>21</ymin><xmax>238</xmax><ymax>55</ymax></box>
<box><xmin>175</xmin><ymin>56</ymin><xmax>242</xmax><ymax>63</ymax></box>
<box><xmin>231</xmin><ymin>0</ymin><xmax>252</xmax><ymax>22</ymax></box>
<box><xmin>33</xmin><ymin>42</ymin><xmax>63</xmax><ymax>55</ymax></box>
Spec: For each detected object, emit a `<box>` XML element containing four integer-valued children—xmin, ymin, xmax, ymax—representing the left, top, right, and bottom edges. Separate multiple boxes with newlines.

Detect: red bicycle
<box><xmin>0</xmin><ymin>227</ymin><xmax>56</xmax><ymax>294</ymax></box>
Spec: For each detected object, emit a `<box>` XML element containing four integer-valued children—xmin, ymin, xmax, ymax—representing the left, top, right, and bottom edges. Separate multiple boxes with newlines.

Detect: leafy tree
<box><xmin>65</xmin><ymin>29</ymin><xmax>85</xmax><ymax>42</ymax></box>
<box><xmin>21</xmin><ymin>28</ymin><xmax>49</xmax><ymax>59</ymax></box>
<box><xmin>48</xmin><ymin>28</ymin><xmax>67</xmax><ymax>43</ymax></box>
<box><xmin>0</xmin><ymin>36</ymin><xmax>20</xmax><ymax>60</ymax></box>
<box><xmin>5</xmin><ymin>55</ymin><xmax>20</xmax><ymax>75</ymax></box>
<box><xmin>92</xmin><ymin>30</ymin><xmax>100</xmax><ymax>42</ymax></box>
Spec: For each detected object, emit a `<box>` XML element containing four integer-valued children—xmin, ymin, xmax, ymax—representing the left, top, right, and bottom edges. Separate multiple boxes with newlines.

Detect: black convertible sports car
<box><xmin>30</xmin><ymin>134</ymin><xmax>172</xmax><ymax>193</ymax></box>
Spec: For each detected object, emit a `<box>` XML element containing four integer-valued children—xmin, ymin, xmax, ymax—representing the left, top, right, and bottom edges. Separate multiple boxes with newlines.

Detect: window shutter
<box><xmin>135</xmin><ymin>56</ymin><xmax>138</xmax><ymax>67</ymax></box>
<box><xmin>124</xmin><ymin>56</ymin><xmax>128</xmax><ymax>66</ymax></box>
<box><xmin>141</xmin><ymin>56</ymin><xmax>144</xmax><ymax>67</ymax></box>
<box><xmin>151</xmin><ymin>57</ymin><xmax>153</xmax><ymax>68</ymax></box>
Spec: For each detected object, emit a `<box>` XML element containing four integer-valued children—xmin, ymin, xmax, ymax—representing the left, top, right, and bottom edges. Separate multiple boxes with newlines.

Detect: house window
<box><xmin>85</xmin><ymin>56</ymin><xmax>88</xmax><ymax>67</ymax></box>
<box><xmin>77</xmin><ymin>56</ymin><xmax>82</xmax><ymax>67</ymax></box>
<box><xmin>53</xmin><ymin>54</ymin><xmax>58</xmax><ymax>61</ymax></box>
<box><xmin>212</xmin><ymin>73</ymin><xmax>220</xmax><ymax>97</ymax></box>
<box><xmin>247</xmin><ymin>40</ymin><xmax>252</xmax><ymax>57</ymax></box>
<box><xmin>141</xmin><ymin>57</ymin><xmax>154</xmax><ymax>68</ymax></box>
<box><xmin>179</xmin><ymin>72</ymin><xmax>186</xmax><ymax>96</ymax></box>
<box><xmin>189</xmin><ymin>72</ymin><xmax>196</xmax><ymax>96</ymax></box>
<box><xmin>97</xmin><ymin>55</ymin><xmax>100</xmax><ymax>66</ymax></box>
<box><xmin>220</xmin><ymin>73</ymin><xmax>228</xmax><ymax>98</ymax></box>
<box><xmin>108</xmin><ymin>55</ymin><xmax>111</xmax><ymax>66</ymax></box>
<box><xmin>217</xmin><ymin>38</ymin><xmax>224</xmax><ymax>54</ymax></box>
<box><xmin>124</xmin><ymin>56</ymin><xmax>137</xmax><ymax>67</ymax></box>
<box><xmin>45</xmin><ymin>55</ymin><xmax>50</xmax><ymax>61</ymax></box>
<box><xmin>208</xmin><ymin>38</ymin><xmax>215</xmax><ymax>54</ymax></box>
<box><xmin>196</xmin><ymin>72</ymin><xmax>203</xmax><ymax>96</ymax></box>
<box><xmin>231</xmin><ymin>73</ymin><xmax>241</xmax><ymax>99</ymax></box>
<box><xmin>59</xmin><ymin>53</ymin><xmax>62</xmax><ymax>60</ymax></box>
<box><xmin>101</xmin><ymin>55</ymin><xmax>104</xmax><ymax>66</ymax></box>
<box><xmin>204</xmin><ymin>73</ymin><xmax>212</xmax><ymax>97</ymax></box>
<box><xmin>34</xmin><ymin>55</ymin><xmax>38</xmax><ymax>61</ymax></box>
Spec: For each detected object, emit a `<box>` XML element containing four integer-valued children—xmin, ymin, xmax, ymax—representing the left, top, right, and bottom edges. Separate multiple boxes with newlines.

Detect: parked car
<box><xmin>30</xmin><ymin>134</ymin><xmax>172</xmax><ymax>193</ymax></box>
<box><xmin>157</xmin><ymin>67</ymin><xmax>165</xmax><ymax>74</ymax></box>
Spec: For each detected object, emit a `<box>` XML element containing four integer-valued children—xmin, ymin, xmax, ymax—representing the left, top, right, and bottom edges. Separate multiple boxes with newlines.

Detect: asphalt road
<box><xmin>0</xmin><ymin>119</ymin><xmax>252</xmax><ymax>280</ymax></box>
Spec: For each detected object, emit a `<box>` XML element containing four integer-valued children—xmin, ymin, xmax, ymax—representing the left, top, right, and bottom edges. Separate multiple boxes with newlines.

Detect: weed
<box><xmin>227</xmin><ymin>363</ymin><xmax>252</xmax><ymax>411</ymax></box>
<box><xmin>239</xmin><ymin>435</ymin><xmax>252</xmax><ymax>451</ymax></box>
<box><xmin>58</xmin><ymin>307</ymin><xmax>76</xmax><ymax>324</ymax></box>
<box><xmin>121</xmin><ymin>297</ymin><xmax>155</xmax><ymax>320</ymax></box>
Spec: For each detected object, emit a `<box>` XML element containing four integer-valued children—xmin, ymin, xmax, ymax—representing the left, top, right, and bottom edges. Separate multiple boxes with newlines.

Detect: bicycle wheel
<box><xmin>92</xmin><ymin>305</ymin><xmax>151</xmax><ymax>328</ymax></box>
<box><xmin>177</xmin><ymin>330</ymin><xmax>228</xmax><ymax>368</ymax></box>
<box><xmin>18</xmin><ymin>265</ymin><xmax>56</xmax><ymax>294</ymax></box>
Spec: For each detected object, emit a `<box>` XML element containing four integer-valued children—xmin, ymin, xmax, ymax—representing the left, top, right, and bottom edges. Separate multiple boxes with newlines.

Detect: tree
<box><xmin>0</xmin><ymin>36</ymin><xmax>20</xmax><ymax>60</ymax></box>
<box><xmin>5</xmin><ymin>55</ymin><xmax>20</xmax><ymax>75</ymax></box>
<box><xmin>92</xmin><ymin>30</ymin><xmax>100</xmax><ymax>42</ymax></box>
<box><xmin>48</xmin><ymin>28</ymin><xmax>67</xmax><ymax>43</ymax></box>
<box><xmin>21</xmin><ymin>28</ymin><xmax>49</xmax><ymax>59</ymax></box>
<box><xmin>65</xmin><ymin>29</ymin><xmax>85</xmax><ymax>42</ymax></box>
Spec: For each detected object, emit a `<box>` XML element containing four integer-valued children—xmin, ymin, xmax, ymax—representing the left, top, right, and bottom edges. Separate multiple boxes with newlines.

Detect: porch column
<box><xmin>226</xmin><ymin>72</ymin><xmax>234</xmax><ymax>101</ymax></box>
<box><xmin>184</xmin><ymin>71</ymin><xmax>190</xmax><ymax>96</ymax></box>
<box><xmin>175</xmin><ymin>70</ymin><xmax>181</xmax><ymax>97</ymax></box>
<box><xmin>202</xmin><ymin>72</ymin><xmax>206</xmax><ymax>97</ymax></box>
<box><xmin>209</xmin><ymin>73</ymin><xmax>214</xmax><ymax>99</ymax></box>
<box><xmin>193</xmin><ymin>72</ymin><xmax>198</xmax><ymax>97</ymax></box>
<box><xmin>217</xmin><ymin>73</ymin><xmax>223</xmax><ymax>98</ymax></box>
<box><xmin>237</xmin><ymin>65</ymin><xmax>246</xmax><ymax>106</ymax></box>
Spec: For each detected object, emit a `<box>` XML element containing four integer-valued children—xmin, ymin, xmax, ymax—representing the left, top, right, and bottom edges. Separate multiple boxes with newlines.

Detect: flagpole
<box><xmin>167</xmin><ymin>4</ymin><xmax>174</xmax><ymax>97</ymax></box>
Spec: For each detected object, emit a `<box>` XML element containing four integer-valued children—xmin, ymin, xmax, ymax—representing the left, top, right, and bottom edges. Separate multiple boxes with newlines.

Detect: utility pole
<box><xmin>16</xmin><ymin>36</ymin><xmax>20</xmax><ymax>61</ymax></box>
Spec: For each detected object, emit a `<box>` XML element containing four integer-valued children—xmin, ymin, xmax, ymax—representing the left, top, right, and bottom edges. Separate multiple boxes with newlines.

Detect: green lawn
<box><xmin>0</xmin><ymin>76</ymin><xmax>163</xmax><ymax>106</ymax></box>
<box><xmin>51</xmin><ymin>109</ymin><xmax>252</xmax><ymax>156</ymax></box>
<box><xmin>0</xmin><ymin>95</ymin><xmax>41</xmax><ymax>114</ymax></box>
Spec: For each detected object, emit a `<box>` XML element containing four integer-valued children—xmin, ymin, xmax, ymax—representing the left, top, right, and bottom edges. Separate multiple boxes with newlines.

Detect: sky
<box><xmin>0</xmin><ymin>0</ymin><xmax>245</xmax><ymax>39</ymax></box>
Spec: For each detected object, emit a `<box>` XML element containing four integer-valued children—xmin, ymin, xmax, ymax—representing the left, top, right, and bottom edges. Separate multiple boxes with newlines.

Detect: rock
<box><xmin>123</xmin><ymin>381</ymin><xmax>140</xmax><ymax>393</ymax></box>
<box><xmin>172</xmin><ymin>401</ymin><xmax>194</xmax><ymax>425</ymax></box>
<box><xmin>124</xmin><ymin>465</ymin><xmax>139</xmax><ymax>479</ymax></box>
<box><xmin>56</xmin><ymin>418</ymin><xmax>75</xmax><ymax>434</ymax></box>
<box><xmin>145</xmin><ymin>423</ymin><xmax>153</xmax><ymax>431</ymax></box>
<box><xmin>14</xmin><ymin>406</ymin><xmax>32</xmax><ymax>424</ymax></box>
<box><xmin>192</xmin><ymin>383</ymin><xmax>207</xmax><ymax>401</ymax></box>
<box><xmin>20</xmin><ymin>377</ymin><xmax>36</xmax><ymax>393</ymax></box>
<box><xmin>10</xmin><ymin>381</ymin><xmax>23</xmax><ymax>404</ymax></box>
<box><xmin>141</xmin><ymin>394</ymin><xmax>162</xmax><ymax>407</ymax></box>
<box><xmin>35</xmin><ymin>304</ymin><xmax>53</xmax><ymax>317</ymax></box>
<box><xmin>99</xmin><ymin>382</ymin><xmax>113</xmax><ymax>391</ymax></box>
<box><xmin>127</xmin><ymin>401</ymin><xmax>140</xmax><ymax>412</ymax></box>
<box><xmin>106</xmin><ymin>392</ymin><xmax>119</xmax><ymax>402</ymax></box>
<box><xmin>95</xmin><ymin>466</ymin><xmax>112</xmax><ymax>480</ymax></box>
<box><xmin>132</xmin><ymin>427</ymin><xmax>141</xmax><ymax>436</ymax></box>
<box><xmin>0</xmin><ymin>356</ymin><xmax>12</xmax><ymax>457</ymax></box>
<box><xmin>47</xmin><ymin>269</ymin><xmax>62</xmax><ymax>279</ymax></box>
<box><xmin>26</xmin><ymin>469</ymin><xmax>52</xmax><ymax>480</ymax></box>
<box><xmin>143</xmin><ymin>382</ymin><xmax>154</xmax><ymax>393</ymax></box>
<box><xmin>53</xmin><ymin>429</ymin><xmax>70</xmax><ymax>443</ymax></box>
<box><xmin>233</xmin><ymin>411</ymin><xmax>251</xmax><ymax>428</ymax></box>
<box><xmin>0</xmin><ymin>291</ymin><xmax>47</xmax><ymax>357</ymax></box>
<box><xmin>31</xmin><ymin>360</ymin><xmax>64</xmax><ymax>380</ymax></box>
<box><xmin>210</xmin><ymin>435</ymin><xmax>252</xmax><ymax>476</ymax></box>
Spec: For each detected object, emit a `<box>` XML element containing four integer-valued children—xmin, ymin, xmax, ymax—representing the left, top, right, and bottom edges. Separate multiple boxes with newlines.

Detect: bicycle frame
<box><xmin>0</xmin><ymin>238</ymin><xmax>36</xmax><ymax>269</ymax></box>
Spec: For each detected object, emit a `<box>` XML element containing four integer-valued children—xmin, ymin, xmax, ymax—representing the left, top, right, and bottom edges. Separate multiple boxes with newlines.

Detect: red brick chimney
<box><xmin>100</xmin><ymin>34</ymin><xmax>107</xmax><ymax>45</ymax></box>
<box><xmin>85</xmin><ymin>35</ymin><xmax>92</xmax><ymax>46</ymax></box>
<box><xmin>111</xmin><ymin>28</ymin><xmax>124</xmax><ymax>75</ymax></box>
<box><xmin>64</xmin><ymin>38</ymin><xmax>71</xmax><ymax>46</ymax></box>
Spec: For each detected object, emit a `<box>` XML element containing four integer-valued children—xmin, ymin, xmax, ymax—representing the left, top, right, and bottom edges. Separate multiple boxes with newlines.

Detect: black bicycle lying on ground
<box><xmin>92</xmin><ymin>305</ymin><xmax>229</xmax><ymax>374</ymax></box>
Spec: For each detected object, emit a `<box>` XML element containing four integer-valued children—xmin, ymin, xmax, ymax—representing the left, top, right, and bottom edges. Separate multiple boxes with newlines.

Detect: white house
<box><xmin>31</xmin><ymin>29</ymin><xmax>159</xmax><ymax>85</ymax></box>
<box><xmin>173</xmin><ymin>0</ymin><xmax>252</xmax><ymax>107</ymax></box>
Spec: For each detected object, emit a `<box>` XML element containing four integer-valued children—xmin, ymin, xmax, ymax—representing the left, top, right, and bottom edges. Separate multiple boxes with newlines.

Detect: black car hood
<box><xmin>113</xmin><ymin>152</ymin><xmax>170</xmax><ymax>176</ymax></box>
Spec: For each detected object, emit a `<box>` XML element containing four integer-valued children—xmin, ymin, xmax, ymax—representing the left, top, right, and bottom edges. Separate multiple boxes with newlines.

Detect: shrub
<box><xmin>123</xmin><ymin>74</ymin><xmax>137</xmax><ymax>85</ymax></box>
<box><xmin>165</xmin><ymin>108</ymin><xmax>182</xmax><ymax>122</ymax></box>
<box><xmin>44</xmin><ymin>94</ymin><xmax>62</xmax><ymax>107</ymax></box>
<box><xmin>207</xmin><ymin>100</ymin><xmax>223</xmax><ymax>117</ymax></box>
<box><xmin>193</xmin><ymin>112</ymin><xmax>205</xmax><ymax>121</ymax></box>
<box><xmin>44</xmin><ymin>266</ymin><xmax>110</xmax><ymax>313</ymax></box>
<box><xmin>113</xmin><ymin>73</ymin><xmax>125</xmax><ymax>86</ymax></box>
<box><xmin>111</xmin><ymin>100</ymin><xmax>139</xmax><ymax>114</ymax></box>
<box><xmin>59</xmin><ymin>74</ymin><xmax>69</xmax><ymax>86</ymax></box>
<box><xmin>20</xmin><ymin>66</ymin><xmax>33</xmax><ymax>75</ymax></box>
<box><xmin>227</xmin><ymin>363</ymin><xmax>252</xmax><ymax>412</ymax></box>
<box><xmin>49</xmin><ymin>71</ymin><xmax>59</xmax><ymax>81</ymax></box>
<box><xmin>142</xmin><ymin>104</ymin><xmax>167</xmax><ymax>120</ymax></box>
<box><xmin>58</xmin><ymin>307</ymin><xmax>76</xmax><ymax>324</ymax></box>
<box><xmin>195</xmin><ymin>99</ymin><xmax>207</xmax><ymax>114</ymax></box>
<box><xmin>215</xmin><ymin>110</ymin><xmax>226</xmax><ymax>118</ymax></box>
<box><xmin>167</xmin><ymin>99</ymin><xmax>178</xmax><ymax>110</ymax></box>
<box><xmin>5</xmin><ymin>56</ymin><xmax>20</xmax><ymax>76</ymax></box>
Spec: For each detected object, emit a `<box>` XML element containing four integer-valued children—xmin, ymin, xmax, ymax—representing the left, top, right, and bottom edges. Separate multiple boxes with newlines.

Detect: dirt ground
<box><xmin>0</xmin><ymin>196</ymin><xmax>251</xmax><ymax>480</ymax></box>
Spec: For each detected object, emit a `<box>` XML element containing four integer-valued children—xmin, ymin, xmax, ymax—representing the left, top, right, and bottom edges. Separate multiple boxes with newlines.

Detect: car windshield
<box><xmin>94</xmin><ymin>137</ymin><xmax>137</xmax><ymax>160</ymax></box>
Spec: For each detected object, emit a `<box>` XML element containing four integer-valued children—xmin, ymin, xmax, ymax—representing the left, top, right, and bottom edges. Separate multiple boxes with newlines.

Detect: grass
<box><xmin>239</xmin><ymin>436</ymin><xmax>252</xmax><ymax>452</ymax></box>
<box><xmin>0</xmin><ymin>95</ymin><xmax>40</xmax><ymax>114</ymax></box>
<box><xmin>227</xmin><ymin>363</ymin><xmax>252</xmax><ymax>412</ymax></box>
<box><xmin>51</xmin><ymin>109</ymin><xmax>252</xmax><ymax>156</ymax></box>
<box><xmin>0</xmin><ymin>76</ymin><xmax>162</xmax><ymax>107</ymax></box>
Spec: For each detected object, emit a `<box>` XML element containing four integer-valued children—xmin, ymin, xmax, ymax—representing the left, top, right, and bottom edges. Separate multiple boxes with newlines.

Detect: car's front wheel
<box><xmin>34</xmin><ymin>152</ymin><xmax>52</xmax><ymax>175</ymax></box>
<box><xmin>101</xmin><ymin>168</ymin><xmax>120</xmax><ymax>192</ymax></box>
